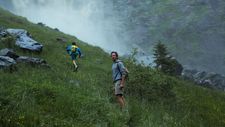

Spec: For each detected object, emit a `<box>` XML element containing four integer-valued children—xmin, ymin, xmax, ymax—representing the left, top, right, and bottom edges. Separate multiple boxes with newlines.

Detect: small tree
<box><xmin>153</xmin><ymin>41</ymin><xmax>183</xmax><ymax>75</ymax></box>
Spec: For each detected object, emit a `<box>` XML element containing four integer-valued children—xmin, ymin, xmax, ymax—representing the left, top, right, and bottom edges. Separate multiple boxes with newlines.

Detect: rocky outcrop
<box><xmin>0</xmin><ymin>48</ymin><xmax>19</xmax><ymax>59</ymax></box>
<box><xmin>16</xmin><ymin>56</ymin><xmax>49</xmax><ymax>67</ymax></box>
<box><xmin>0</xmin><ymin>49</ymin><xmax>49</xmax><ymax>69</ymax></box>
<box><xmin>0</xmin><ymin>27</ymin><xmax>48</xmax><ymax>70</ymax></box>
<box><xmin>182</xmin><ymin>69</ymin><xmax>225</xmax><ymax>91</ymax></box>
<box><xmin>6</xmin><ymin>29</ymin><xmax>43</xmax><ymax>52</ymax></box>
<box><xmin>0</xmin><ymin>56</ymin><xmax>16</xmax><ymax>69</ymax></box>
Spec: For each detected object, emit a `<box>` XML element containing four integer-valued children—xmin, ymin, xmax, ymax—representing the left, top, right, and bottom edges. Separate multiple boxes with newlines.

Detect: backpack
<box><xmin>66</xmin><ymin>45</ymin><xmax>72</xmax><ymax>54</ymax></box>
<box><xmin>66</xmin><ymin>45</ymin><xmax>78</xmax><ymax>54</ymax></box>
<box><xmin>71</xmin><ymin>45</ymin><xmax>78</xmax><ymax>53</ymax></box>
<box><xmin>116</xmin><ymin>61</ymin><xmax>129</xmax><ymax>80</ymax></box>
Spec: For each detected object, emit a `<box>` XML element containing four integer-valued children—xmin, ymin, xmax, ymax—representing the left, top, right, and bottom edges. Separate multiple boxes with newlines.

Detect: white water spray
<box><xmin>1</xmin><ymin>0</ymin><xmax>130</xmax><ymax>53</ymax></box>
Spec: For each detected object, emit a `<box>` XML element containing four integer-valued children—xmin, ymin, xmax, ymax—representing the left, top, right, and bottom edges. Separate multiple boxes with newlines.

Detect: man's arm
<box><xmin>118</xmin><ymin>62</ymin><xmax>126</xmax><ymax>89</ymax></box>
<box><xmin>120</xmin><ymin>75</ymin><xmax>125</xmax><ymax>89</ymax></box>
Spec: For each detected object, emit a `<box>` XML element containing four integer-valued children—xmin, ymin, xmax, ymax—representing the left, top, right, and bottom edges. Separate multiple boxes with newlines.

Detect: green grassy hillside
<box><xmin>0</xmin><ymin>8</ymin><xmax>225</xmax><ymax>127</ymax></box>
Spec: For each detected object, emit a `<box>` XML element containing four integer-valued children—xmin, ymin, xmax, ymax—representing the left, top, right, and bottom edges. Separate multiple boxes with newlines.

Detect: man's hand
<box><xmin>120</xmin><ymin>84</ymin><xmax>124</xmax><ymax>90</ymax></box>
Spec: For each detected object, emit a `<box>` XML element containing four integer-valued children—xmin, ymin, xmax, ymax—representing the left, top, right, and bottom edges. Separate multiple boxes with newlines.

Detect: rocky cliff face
<box><xmin>182</xmin><ymin>69</ymin><xmax>225</xmax><ymax>91</ymax></box>
<box><xmin>112</xmin><ymin>0</ymin><xmax>225</xmax><ymax>74</ymax></box>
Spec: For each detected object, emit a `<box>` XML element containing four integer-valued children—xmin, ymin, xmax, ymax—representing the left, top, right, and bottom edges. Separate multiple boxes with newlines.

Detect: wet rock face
<box><xmin>182</xmin><ymin>69</ymin><xmax>225</xmax><ymax>91</ymax></box>
<box><xmin>6</xmin><ymin>29</ymin><xmax>43</xmax><ymax>52</ymax></box>
<box><xmin>0</xmin><ymin>56</ymin><xmax>16</xmax><ymax>69</ymax></box>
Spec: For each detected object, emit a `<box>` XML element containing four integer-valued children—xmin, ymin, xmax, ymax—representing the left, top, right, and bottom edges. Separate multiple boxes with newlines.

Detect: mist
<box><xmin>0</xmin><ymin>0</ymin><xmax>132</xmax><ymax>54</ymax></box>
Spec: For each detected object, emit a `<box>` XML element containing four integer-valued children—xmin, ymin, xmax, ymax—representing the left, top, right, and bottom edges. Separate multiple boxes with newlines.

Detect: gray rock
<box><xmin>0</xmin><ymin>48</ymin><xmax>19</xmax><ymax>59</ymax></box>
<box><xmin>56</xmin><ymin>37</ymin><xmax>67</xmax><ymax>43</ymax></box>
<box><xmin>0</xmin><ymin>31</ymin><xmax>8</xmax><ymax>38</ymax></box>
<box><xmin>0</xmin><ymin>56</ymin><xmax>16</xmax><ymax>69</ymax></box>
<box><xmin>16</xmin><ymin>56</ymin><xmax>49</xmax><ymax>67</ymax></box>
<box><xmin>182</xmin><ymin>69</ymin><xmax>225</xmax><ymax>91</ymax></box>
<box><xmin>0</xmin><ymin>27</ymin><xmax>8</xmax><ymax>38</ymax></box>
<box><xmin>6</xmin><ymin>29</ymin><xmax>43</xmax><ymax>52</ymax></box>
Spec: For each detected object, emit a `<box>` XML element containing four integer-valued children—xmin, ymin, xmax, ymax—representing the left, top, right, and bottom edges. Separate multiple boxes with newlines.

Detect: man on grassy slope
<box><xmin>111</xmin><ymin>51</ymin><xmax>128</xmax><ymax>109</ymax></box>
<box><xmin>66</xmin><ymin>41</ymin><xmax>82</xmax><ymax>71</ymax></box>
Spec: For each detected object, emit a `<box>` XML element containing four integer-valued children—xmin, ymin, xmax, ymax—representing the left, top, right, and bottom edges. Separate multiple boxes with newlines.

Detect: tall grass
<box><xmin>0</xmin><ymin>7</ymin><xmax>225</xmax><ymax>127</ymax></box>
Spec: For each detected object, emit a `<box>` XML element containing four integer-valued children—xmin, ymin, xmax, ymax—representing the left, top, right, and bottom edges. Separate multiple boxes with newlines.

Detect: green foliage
<box><xmin>153</xmin><ymin>41</ymin><xmax>170</xmax><ymax>68</ymax></box>
<box><xmin>153</xmin><ymin>41</ymin><xmax>183</xmax><ymax>75</ymax></box>
<box><xmin>126</xmin><ymin>64</ymin><xmax>175</xmax><ymax>102</ymax></box>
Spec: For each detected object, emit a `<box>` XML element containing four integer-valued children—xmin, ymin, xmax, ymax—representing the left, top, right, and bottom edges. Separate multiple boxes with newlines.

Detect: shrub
<box><xmin>126</xmin><ymin>64</ymin><xmax>175</xmax><ymax>102</ymax></box>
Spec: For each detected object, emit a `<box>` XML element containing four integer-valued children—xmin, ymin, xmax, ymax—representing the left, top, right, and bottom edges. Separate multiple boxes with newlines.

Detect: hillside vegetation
<box><xmin>0</xmin><ymin>8</ymin><xmax>225</xmax><ymax>127</ymax></box>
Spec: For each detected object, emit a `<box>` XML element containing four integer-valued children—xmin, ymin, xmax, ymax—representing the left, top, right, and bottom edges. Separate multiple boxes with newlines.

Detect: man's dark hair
<box><xmin>72</xmin><ymin>41</ymin><xmax>76</xmax><ymax>45</ymax></box>
<box><xmin>111</xmin><ymin>51</ymin><xmax>118</xmax><ymax>57</ymax></box>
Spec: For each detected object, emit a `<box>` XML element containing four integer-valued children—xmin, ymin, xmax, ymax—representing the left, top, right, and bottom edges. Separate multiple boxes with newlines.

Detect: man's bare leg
<box><xmin>117</xmin><ymin>95</ymin><xmax>125</xmax><ymax>109</ymax></box>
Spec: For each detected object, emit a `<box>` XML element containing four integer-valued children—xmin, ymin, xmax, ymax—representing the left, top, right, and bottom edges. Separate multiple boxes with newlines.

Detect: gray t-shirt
<box><xmin>112</xmin><ymin>60</ymin><xmax>126</xmax><ymax>82</ymax></box>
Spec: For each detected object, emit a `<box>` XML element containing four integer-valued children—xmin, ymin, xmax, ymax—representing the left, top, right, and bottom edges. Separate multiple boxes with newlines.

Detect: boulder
<box><xmin>0</xmin><ymin>48</ymin><xmax>19</xmax><ymax>59</ymax></box>
<box><xmin>16</xmin><ymin>56</ymin><xmax>49</xmax><ymax>67</ymax></box>
<box><xmin>6</xmin><ymin>29</ymin><xmax>43</xmax><ymax>52</ymax></box>
<box><xmin>0</xmin><ymin>56</ymin><xmax>16</xmax><ymax>69</ymax></box>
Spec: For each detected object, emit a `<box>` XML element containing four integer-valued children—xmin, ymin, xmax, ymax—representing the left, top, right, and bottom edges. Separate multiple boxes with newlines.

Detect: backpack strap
<box><xmin>71</xmin><ymin>45</ymin><xmax>78</xmax><ymax>53</ymax></box>
<box><xmin>117</xmin><ymin>62</ymin><xmax>122</xmax><ymax>76</ymax></box>
<box><xmin>113</xmin><ymin>61</ymin><xmax>123</xmax><ymax>81</ymax></box>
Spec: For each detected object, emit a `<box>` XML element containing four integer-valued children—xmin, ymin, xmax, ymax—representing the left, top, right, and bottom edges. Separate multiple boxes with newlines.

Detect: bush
<box><xmin>126</xmin><ymin>64</ymin><xmax>175</xmax><ymax>102</ymax></box>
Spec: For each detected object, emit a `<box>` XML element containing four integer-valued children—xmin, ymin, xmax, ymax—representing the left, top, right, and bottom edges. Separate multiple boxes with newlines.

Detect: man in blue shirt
<box><xmin>111</xmin><ymin>51</ymin><xmax>128</xmax><ymax>109</ymax></box>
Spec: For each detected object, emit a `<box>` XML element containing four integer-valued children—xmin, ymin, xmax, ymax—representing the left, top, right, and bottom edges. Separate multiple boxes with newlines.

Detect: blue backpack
<box><xmin>66</xmin><ymin>45</ymin><xmax>72</xmax><ymax>54</ymax></box>
<box><xmin>66</xmin><ymin>45</ymin><xmax>82</xmax><ymax>57</ymax></box>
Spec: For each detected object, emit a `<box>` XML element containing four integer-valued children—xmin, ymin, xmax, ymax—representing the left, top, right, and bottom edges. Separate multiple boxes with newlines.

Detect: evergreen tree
<box><xmin>153</xmin><ymin>41</ymin><xmax>183</xmax><ymax>75</ymax></box>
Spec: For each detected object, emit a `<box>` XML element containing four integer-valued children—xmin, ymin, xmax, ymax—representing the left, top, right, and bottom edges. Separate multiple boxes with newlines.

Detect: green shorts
<box><xmin>114</xmin><ymin>80</ymin><xmax>123</xmax><ymax>96</ymax></box>
<box><xmin>70</xmin><ymin>52</ymin><xmax>78</xmax><ymax>60</ymax></box>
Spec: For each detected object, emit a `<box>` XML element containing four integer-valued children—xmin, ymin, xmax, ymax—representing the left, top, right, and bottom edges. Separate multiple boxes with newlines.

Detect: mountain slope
<box><xmin>0</xmin><ymin>7</ymin><xmax>225</xmax><ymax>127</ymax></box>
<box><xmin>112</xmin><ymin>0</ymin><xmax>225</xmax><ymax>74</ymax></box>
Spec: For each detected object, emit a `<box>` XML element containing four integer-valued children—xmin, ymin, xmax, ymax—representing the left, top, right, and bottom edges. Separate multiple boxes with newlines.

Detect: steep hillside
<box><xmin>1</xmin><ymin>7</ymin><xmax>225</xmax><ymax>127</ymax></box>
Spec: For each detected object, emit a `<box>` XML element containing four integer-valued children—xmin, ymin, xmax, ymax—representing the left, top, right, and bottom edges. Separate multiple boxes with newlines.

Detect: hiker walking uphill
<box><xmin>111</xmin><ymin>51</ymin><xmax>129</xmax><ymax>109</ymax></box>
<box><xmin>66</xmin><ymin>41</ymin><xmax>82</xmax><ymax>71</ymax></box>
